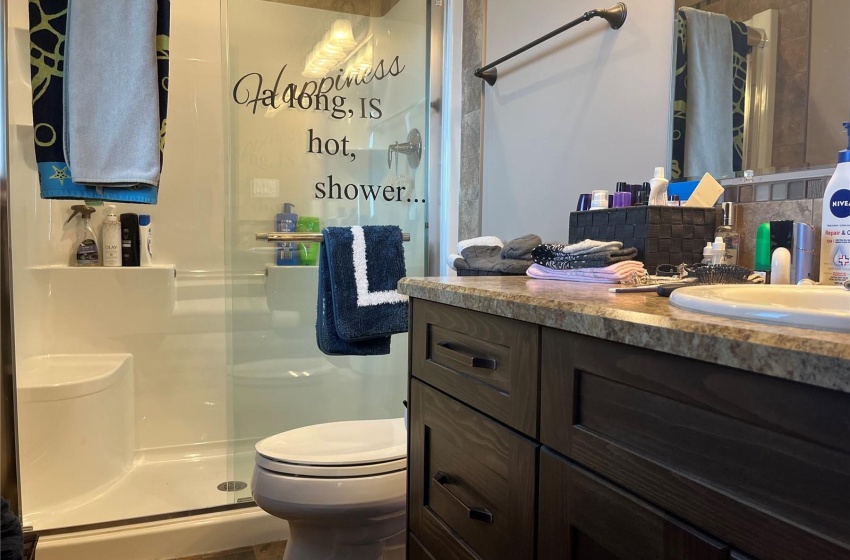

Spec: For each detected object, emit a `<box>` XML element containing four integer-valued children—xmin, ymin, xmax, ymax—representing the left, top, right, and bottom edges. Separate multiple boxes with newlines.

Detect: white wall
<box><xmin>481</xmin><ymin>0</ymin><xmax>675</xmax><ymax>243</ymax></box>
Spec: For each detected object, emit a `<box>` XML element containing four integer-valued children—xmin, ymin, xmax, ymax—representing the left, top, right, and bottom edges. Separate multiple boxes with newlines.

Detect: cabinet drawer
<box><xmin>538</xmin><ymin>448</ymin><xmax>730</xmax><ymax>560</ymax></box>
<box><xmin>540</xmin><ymin>328</ymin><xmax>850</xmax><ymax>560</ymax></box>
<box><xmin>410</xmin><ymin>299</ymin><xmax>539</xmax><ymax>435</ymax></box>
<box><xmin>409</xmin><ymin>379</ymin><xmax>537</xmax><ymax>560</ymax></box>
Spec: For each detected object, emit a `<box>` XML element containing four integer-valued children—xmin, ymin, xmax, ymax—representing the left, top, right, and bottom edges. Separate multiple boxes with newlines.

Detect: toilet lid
<box><xmin>256</xmin><ymin>418</ymin><xmax>406</xmax><ymax>477</ymax></box>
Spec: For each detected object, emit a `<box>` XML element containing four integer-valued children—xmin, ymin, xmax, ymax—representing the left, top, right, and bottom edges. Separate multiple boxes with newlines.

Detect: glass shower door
<box><xmin>223</xmin><ymin>0</ymin><xmax>429</xmax><ymax>496</ymax></box>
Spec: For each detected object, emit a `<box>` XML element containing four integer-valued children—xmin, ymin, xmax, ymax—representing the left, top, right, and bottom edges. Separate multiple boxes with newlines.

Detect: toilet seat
<box><xmin>256</xmin><ymin>418</ymin><xmax>407</xmax><ymax>479</ymax></box>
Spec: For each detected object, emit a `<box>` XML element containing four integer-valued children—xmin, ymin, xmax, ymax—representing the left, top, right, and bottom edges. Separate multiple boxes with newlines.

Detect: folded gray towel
<box><xmin>459</xmin><ymin>245</ymin><xmax>532</xmax><ymax>274</ymax></box>
<box><xmin>501</xmin><ymin>234</ymin><xmax>543</xmax><ymax>260</ymax></box>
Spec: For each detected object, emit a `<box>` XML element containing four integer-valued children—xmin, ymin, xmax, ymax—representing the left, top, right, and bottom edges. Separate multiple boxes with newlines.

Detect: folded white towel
<box><xmin>64</xmin><ymin>0</ymin><xmax>161</xmax><ymax>188</ymax></box>
<box><xmin>446</xmin><ymin>253</ymin><xmax>462</xmax><ymax>270</ymax></box>
<box><xmin>457</xmin><ymin>236</ymin><xmax>503</xmax><ymax>254</ymax></box>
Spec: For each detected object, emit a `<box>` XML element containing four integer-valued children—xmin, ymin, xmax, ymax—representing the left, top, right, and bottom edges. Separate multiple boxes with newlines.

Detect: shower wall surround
<box><xmin>8</xmin><ymin>0</ymin><xmax>228</xmax><ymax>455</ymax></box>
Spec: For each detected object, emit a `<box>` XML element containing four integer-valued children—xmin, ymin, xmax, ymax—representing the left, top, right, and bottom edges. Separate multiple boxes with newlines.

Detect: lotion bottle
<box><xmin>66</xmin><ymin>205</ymin><xmax>99</xmax><ymax>266</ymax></box>
<box><xmin>819</xmin><ymin>122</ymin><xmax>850</xmax><ymax>285</ymax></box>
<box><xmin>102</xmin><ymin>205</ymin><xmax>122</xmax><ymax>267</ymax></box>
<box><xmin>648</xmin><ymin>167</ymin><xmax>669</xmax><ymax>206</ymax></box>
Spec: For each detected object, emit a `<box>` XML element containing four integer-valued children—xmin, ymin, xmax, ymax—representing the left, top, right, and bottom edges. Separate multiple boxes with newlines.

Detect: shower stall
<box><xmin>1</xmin><ymin>0</ymin><xmax>439</xmax><ymax>557</ymax></box>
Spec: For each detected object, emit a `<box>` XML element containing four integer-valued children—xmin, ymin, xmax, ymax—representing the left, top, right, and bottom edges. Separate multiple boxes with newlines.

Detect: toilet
<box><xmin>252</xmin><ymin>417</ymin><xmax>407</xmax><ymax>560</ymax></box>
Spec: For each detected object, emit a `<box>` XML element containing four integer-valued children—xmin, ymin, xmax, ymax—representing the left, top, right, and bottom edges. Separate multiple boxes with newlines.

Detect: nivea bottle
<box><xmin>819</xmin><ymin>122</ymin><xmax>850</xmax><ymax>285</ymax></box>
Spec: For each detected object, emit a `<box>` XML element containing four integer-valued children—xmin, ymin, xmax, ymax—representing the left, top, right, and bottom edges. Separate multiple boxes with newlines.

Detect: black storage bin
<box><xmin>568</xmin><ymin>206</ymin><xmax>718</xmax><ymax>271</ymax></box>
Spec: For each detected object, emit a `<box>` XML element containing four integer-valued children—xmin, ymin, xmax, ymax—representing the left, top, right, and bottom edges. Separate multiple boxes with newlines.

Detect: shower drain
<box><xmin>217</xmin><ymin>480</ymin><xmax>248</xmax><ymax>492</ymax></box>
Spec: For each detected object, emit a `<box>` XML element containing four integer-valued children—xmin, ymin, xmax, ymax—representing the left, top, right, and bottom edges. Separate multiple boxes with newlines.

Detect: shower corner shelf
<box><xmin>29</xmin><ymin>264</ymin><xmax>176</xmax><ymax>274</ymax></box>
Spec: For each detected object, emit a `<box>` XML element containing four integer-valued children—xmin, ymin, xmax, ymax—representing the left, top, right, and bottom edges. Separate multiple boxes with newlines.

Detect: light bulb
<box><xmin>329</xmin><ymin>19</ymin><xmax>357</xmax><ymax>50</ymax></box>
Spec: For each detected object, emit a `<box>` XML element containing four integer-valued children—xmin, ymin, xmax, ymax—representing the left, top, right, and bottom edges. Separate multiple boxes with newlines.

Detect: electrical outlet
<box><xmin>251</xmin><ymin>178</ymin><xmax>280</xmax><ymax>198</ymax></box>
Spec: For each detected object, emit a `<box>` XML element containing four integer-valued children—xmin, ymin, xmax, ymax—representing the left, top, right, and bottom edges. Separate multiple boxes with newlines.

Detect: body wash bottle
<box><xmin>66</xmin><ymin>205</ymin><xmax>99</xmax><ymax>266</ymax></box>
<box><xmin>102</xmin><ymin>205</ymin><xmax>122</xmax><ymax>267</ymax></box>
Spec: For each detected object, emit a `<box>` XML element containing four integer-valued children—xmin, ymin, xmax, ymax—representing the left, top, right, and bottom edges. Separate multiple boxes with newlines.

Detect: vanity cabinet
<box><xmin>406</xmin><ymin>298</ymin><xmax>850</xmax><ymax>560</ymax></box>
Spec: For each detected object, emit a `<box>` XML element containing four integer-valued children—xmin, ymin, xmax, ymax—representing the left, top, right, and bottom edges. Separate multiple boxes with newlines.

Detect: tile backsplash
<box><xmin>723</xmin><ymin>173</ymin><xmax>830</xmax><ymax>277</ymax></box>
<box><xmin>734</xmin><ymin>199</ymin><xmax>821</xmax><ymax>278</ymax></box>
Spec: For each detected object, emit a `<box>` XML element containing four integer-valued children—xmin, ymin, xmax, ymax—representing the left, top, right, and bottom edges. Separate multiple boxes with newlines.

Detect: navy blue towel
<box><xmin>316</xmin><ymin>226</ymin><xmax>408</xmax><ymax>356</ymax></box>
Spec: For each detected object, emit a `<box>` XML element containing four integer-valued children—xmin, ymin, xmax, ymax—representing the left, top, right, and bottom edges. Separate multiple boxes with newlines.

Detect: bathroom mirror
<box><xmin>669</xmin><ymin>0</ymin><xmax>849</xmax><ymax>181</ymax></box>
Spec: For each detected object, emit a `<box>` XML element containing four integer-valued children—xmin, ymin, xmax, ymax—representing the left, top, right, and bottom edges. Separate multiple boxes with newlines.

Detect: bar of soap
<box><xmin>684</xmin><ymin>173</ymin><xmax>724</xmax><ymax>207</ymax></box>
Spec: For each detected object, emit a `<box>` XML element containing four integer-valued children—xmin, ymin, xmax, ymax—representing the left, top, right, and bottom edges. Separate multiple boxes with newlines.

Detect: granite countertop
<box><xmin>398</xmin><ymin>276</ymin><xmax>850</xmax><ymax>393</ymax></box>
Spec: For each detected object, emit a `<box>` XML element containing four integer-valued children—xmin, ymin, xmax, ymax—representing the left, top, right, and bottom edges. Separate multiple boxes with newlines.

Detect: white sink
<box><xmin>670</xmin><ymin>284</ymin><xmax>850</xmax><ymax>332</ymax></box>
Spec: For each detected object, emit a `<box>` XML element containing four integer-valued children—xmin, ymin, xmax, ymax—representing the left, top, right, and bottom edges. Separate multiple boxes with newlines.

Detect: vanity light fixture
<box><xmin>301</xmin><ymin>19</ymin><xmax>363</xmax><ymax>78</ymax></box>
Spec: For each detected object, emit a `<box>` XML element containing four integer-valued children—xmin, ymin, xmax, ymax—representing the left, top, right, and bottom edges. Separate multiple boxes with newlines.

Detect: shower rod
<box><xmin>474</xmin><ymin>2</ymin><xmax>627</xmax><ymax>86</ymax></box>
<box><xmin>257</xmin><ymin>232</ymin><xmax>411</xmax><ymax>243</ymax></box>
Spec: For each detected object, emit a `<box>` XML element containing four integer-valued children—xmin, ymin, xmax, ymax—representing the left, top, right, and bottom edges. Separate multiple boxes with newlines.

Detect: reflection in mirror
<box><xmin>670</xmin><ymin>0</ymin><xmax>850</xmax><ymax>181</ymax></box>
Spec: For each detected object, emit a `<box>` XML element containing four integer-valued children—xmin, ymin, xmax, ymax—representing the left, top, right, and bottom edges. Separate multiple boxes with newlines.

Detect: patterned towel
<box><xmin>532</xmin><ymin>246</ymin><xmax>638</xmax><ymax>270</ymax></box>
<box><xmin>29</xmin><ymin>0</ymin><xmax>170</xmax><ymax>203</ymax></box>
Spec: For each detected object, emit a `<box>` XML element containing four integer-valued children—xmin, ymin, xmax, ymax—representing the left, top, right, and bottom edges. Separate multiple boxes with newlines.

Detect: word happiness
<box><xmin>232</xmin><ymin>57</ymin><xmax>405</xmax><ymax>118</ymax></box>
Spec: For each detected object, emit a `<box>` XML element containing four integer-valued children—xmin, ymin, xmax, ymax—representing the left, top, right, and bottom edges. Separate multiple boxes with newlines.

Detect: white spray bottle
<box><xmin>819</xmin><ymin>122</ymin><xmax>850</xmax><ymax>285</ymax></box>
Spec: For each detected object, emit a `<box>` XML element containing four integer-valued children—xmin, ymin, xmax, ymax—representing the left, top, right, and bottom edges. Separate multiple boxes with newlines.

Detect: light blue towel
<box><xmin>681</xmin><ymin>7</ymin><xmax>734</xmax><ymax>179</ymax></box>
<box><xmin>316</xmin><ymin>226</ymin><xmax>408</xmax><ymax>356</ymax></box>
<box><xmin>64</xmin><ymin>0</ymin><xmax>162</xmax><ymax>189</ymax></box>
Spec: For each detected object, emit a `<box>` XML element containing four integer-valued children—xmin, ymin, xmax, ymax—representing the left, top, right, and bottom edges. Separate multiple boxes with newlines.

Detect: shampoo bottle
<box><xmin>276</xmin><ymin>203</ymin><xmax>299</xmax><ymax>266</ymax></box>
<box><xmin>67</xmin><ymin>205</ymin><xmax>99</xmax><ymax>266</ymax></box>
<box><xmin>819</xmin><ymin>122</ymin><xmax>850</xmax><ymax>285</ymax></box>
<box><xmin>648</xmin><ymin>167</ymin><xmax>669</xmax><ymax>206</ymax></box>
<box><xmin>102</xmin><ymin>205</ymin><xmax>122</xmax><ymax>267</ymax></box>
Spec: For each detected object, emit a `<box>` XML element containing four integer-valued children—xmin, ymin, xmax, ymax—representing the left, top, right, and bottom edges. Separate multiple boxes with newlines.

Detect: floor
<box><xmin>174</xmin><ymin>540</ymin><xmax>287</xmax><ymax>560</ymax></box>
<box><xmin>24</xmin><ymin>446</ymin><xmax>256</xmax><ymax>531</ymax></box>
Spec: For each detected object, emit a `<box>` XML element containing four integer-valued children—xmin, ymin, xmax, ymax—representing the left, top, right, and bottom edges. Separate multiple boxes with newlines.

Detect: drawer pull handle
<box><xmin>433</xmin><ymin>471</ymin><xmax>494</xmax><ymax>524</ymax></box>
<box><xmin>434</xmin><ymin>342</ymin><xmax>497</xmax><ymax>370</ymax></box>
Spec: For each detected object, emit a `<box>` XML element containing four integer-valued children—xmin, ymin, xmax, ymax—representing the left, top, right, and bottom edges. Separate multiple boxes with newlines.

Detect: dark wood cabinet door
<box><xmin>539</xmin><ymin>448</ymin><xmax>731</xmax><ymax>560</ymax></box>
<box><xmin>540</xmin><ymin>328</ymin><xmax>850</xmax><ymax>559</ymax></box>
<box><xmin>409</xmin><ymin>379</ymin><xmax>537</xmax><ymax>560</ymax></box>
<box><xmin>410</xmin><ymin>299</ymin><xmax>539</xmax><ymax>435</ymax></box>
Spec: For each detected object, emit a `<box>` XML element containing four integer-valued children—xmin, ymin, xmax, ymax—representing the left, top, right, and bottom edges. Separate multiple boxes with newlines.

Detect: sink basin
<box><xmin>669</xmin><ymin>284</ymin><xmax>850</xmax><ymax>332</ymax></box>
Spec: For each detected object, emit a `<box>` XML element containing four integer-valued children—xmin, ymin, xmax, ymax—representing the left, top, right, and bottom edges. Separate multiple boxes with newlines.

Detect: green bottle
<box><xmin>297</xmin><ymin>216</ymin><xmax>321</xmax><ymax>266</ymax></box>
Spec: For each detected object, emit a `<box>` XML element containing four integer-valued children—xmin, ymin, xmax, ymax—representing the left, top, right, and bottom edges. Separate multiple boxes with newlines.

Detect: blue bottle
<box><xmin>276</xmin><ymin>203</ymin><xmax>299</xmax><ymax>266</ymax></box>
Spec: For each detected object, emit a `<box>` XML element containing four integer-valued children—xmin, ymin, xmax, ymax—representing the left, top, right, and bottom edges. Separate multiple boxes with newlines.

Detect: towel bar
<box><xmin>257</xmin><ymin>232</ymin><xmax>411</xmax><ymax>243</ymax></box>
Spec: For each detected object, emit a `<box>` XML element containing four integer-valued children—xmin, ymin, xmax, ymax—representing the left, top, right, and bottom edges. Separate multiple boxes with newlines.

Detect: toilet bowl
<box><xmin>252</xmin><ymin>417</ymin><xmax>407</xmax><ymax>560</ymax></box>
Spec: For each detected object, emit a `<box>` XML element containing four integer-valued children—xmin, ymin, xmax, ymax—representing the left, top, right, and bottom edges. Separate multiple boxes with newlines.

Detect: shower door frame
<box><xmin>0</xmin><ymin>0</ymin><xmax>22</xmax><ymax>520</ymax></box>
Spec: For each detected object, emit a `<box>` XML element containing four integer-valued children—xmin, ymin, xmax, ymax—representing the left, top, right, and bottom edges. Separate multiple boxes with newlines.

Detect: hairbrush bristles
<box><xmin>691</xmin><ymin>264</ymin><xmax>753</xmax><ymax>285</ymax></box>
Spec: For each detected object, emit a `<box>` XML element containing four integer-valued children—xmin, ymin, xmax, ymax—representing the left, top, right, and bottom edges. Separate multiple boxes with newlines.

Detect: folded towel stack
<box><xmin>527</xmin><ymin>239</ymin><xmax>645</xmax><ymax>284</ymax></box>
<box><xmin>526</xmin><ymin>261</ymin><xmax>646</xmax><ymax>283</ymax></box>
<box><xmin>452</xmin><ymin>234</ymin><xmax>542</xmax><ymax>275</ymax></box>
